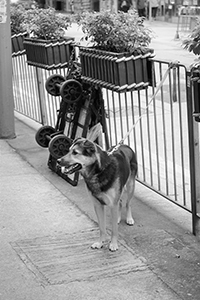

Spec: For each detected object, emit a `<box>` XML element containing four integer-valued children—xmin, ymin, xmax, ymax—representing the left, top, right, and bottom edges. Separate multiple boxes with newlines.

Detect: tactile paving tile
<box><xmin>11</xmin><ymin>228</ymin><xmax>147</xmax><ymax>285</ymax></box>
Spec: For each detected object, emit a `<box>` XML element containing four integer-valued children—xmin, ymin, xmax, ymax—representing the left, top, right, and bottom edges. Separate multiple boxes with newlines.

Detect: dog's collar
<box><xmin>108</xmin><ymin>144</ymin><xmax>121</xmax><ymax>155</ymax></box>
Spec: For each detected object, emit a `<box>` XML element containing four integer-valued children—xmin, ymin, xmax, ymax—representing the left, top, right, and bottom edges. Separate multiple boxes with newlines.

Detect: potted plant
<box><xmin>22</xmin><ymin>7</ymin><xmax>74</xmax><ymax>69</ymax></box>
<box><xmin>182</xmin><ymin>19</ymin><xmax>200</xmax><ymax>121</ymax></box>
<box><xmin>10</xmin><ymin>2</ymin><xmax>27</xmax><ymax>56</ymax></box>
<box><xmin>77</xmin><ymin>10</ymin><xmax>154</xmax><ymax>92</ymax></box>
<box><xmin>182</xmin><ymin>18</ymin><xmax>200</xmax><ymax>57</ymax></box>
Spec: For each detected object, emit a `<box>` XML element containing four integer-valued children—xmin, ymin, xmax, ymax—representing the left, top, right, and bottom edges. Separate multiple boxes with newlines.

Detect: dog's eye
<box><xmin>72</xmin><ymin>149</ymin><xmax>78</xmax><ymax>155</ymax></box>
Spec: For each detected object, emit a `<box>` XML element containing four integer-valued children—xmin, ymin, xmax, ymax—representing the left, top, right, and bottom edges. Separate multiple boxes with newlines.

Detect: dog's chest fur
<box><xmin>84</xmin><ymin>158</ymin><xmax>118</xmax><ymax>195</ymax></box>
<box><xmin>83</xmin><ymin>150</ymin><xmax>130</xmax><ymax>205</ymax></box>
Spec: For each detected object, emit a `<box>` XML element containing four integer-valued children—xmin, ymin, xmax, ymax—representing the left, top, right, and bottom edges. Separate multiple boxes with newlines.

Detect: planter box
<box><xmin>23</xmin><ymin>37</ymin><xmax>75</xmax><ymax>69</ymax></box>
<box><xmin>79</xmin><ymin>47</ymin><xmax>155</xmax><ymax>92</ymax></box>
<box><xmin>192</xmin><ymin>70</ymin><xmax>200</xmax><ymax>122</ymax></box>
<box><xmin>11</xmin><ymin>32</ymin><xmax>27</xmax><ymax>56</ymax></box>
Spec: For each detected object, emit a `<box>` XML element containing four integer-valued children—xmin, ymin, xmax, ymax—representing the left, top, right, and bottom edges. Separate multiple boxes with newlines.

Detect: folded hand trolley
<box><xmin>35</xmin><ymin>60</ymin><xmax>109</xmax><ymax>186</ymax></box>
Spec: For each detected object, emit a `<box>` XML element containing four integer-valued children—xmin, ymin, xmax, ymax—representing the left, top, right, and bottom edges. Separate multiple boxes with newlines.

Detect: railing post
<box><xmin>186</xmin><ymin>70</ymin><xmax>200</xmax><ymax>237</ymax></box>
<box><xmin>193</xmin><ymin>122</ymin><xmax>200</xmax><ymax>222</ymax></box>
<box><xmin>35</xmin><ymin>67</ymin><xmax>47</xmax><ymax>125</ymax></box>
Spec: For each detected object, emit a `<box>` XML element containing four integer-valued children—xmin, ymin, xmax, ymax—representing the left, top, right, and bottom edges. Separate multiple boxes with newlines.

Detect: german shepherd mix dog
<box><xmin>57</xmin><ymin>138</ymin><xmax>137</xmax><ymax>251</ymax></box>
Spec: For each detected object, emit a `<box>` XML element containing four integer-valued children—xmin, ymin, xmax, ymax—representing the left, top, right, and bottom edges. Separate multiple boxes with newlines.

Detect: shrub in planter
<box><xmin>21</xmin><ymin>7</ymin><xmax>74</xmax><ymax>69</ymax></box>
<box><xmin>182</xmin><ymin>19</ymin><xmax>200</xmax><ymax>121</ymax></box>
<box><xmin>77</xmin><ymin>10</ymin><xmax>154</xmax><ymax>91</ymax></box>
<box><xmin>10</xmin><ymin>3</ymin><xmax>27</xmax><ymax>56</ymax></box>
<box><xmin>182</xmin><ymin>18</ymin><xmax>200</xmax><ymax>56</ymax></box>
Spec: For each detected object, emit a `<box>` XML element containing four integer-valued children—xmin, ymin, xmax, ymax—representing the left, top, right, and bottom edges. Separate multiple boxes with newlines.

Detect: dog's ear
<box><xmin>83</xmin><ymin>140</ymin><xmax>96</xmax><ymax>156</ymax></box>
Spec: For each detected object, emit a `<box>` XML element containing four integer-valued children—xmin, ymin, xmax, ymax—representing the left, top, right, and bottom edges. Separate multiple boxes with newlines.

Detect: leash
<box><xmin>118</xmin><ymin>61</ymin><xmax>179</xmax><ymax>146</ymax></box>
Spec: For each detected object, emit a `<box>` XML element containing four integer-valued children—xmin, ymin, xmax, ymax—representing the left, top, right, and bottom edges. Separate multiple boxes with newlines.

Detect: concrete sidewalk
<box><xmin>0</xmin><ymin>115</ymin><xmax>200</xmax><ymax>300</ymax></box>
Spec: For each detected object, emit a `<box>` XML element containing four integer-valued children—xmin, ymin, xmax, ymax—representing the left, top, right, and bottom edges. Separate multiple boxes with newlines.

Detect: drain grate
<box><xmin>11</xmin><ymin>229</ymin><xmax>147</xmax><ymax>285</ymax></box>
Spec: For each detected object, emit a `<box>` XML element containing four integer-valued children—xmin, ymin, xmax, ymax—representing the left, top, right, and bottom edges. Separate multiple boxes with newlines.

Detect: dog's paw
<box><xmin>91</xmin><ymin>241</ymin><xmax>103</xmax><ymax>249</ymax></box>
<box><xmin>109</xmin><ymin>242</ymin><xmax>118</xmax><ymax>252</ymax></box>
<box><xmin>117</xmin><ymin>216</ymin><xmax>121</xmax><ymax>224</ymax></box>
<box><xmin>126</xmin><ymin>217</ymin><xmax>134</xmax><ymax>226</ymax></box>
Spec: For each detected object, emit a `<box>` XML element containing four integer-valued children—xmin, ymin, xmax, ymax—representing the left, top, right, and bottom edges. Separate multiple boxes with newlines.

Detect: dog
<box><xmin>57</xmin><ymin>138</ymin><xmax>137</xmax><ymax>251</ymax></box>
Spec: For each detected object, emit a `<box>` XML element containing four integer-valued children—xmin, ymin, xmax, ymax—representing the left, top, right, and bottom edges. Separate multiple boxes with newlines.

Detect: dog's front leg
<box><xmin>92</xmin><ymin>199</ymin><xmax>106</xmax><ymax>249</ymax></box>
<box><xmin>110</xmin><ymin>204</ymin><xmax>119</xmax><ymax>251</ymax></box>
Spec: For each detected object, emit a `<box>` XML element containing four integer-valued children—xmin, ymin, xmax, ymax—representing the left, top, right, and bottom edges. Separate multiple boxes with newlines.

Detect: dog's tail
<box><xmin>119</xmin><ymin>144</ymin><xmax>138</xmax><ymax>176</ymax></box>
<box><xmin>130</xmin><ymin>151</ymin><xmax>138</xmax><ymax>176</ymax></box>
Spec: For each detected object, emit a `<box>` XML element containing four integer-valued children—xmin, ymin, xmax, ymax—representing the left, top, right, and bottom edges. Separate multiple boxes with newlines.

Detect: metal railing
<box><xmin>12</xmin><ymin>54</ymin><xmax>66</xmax><ymax>126</ymax></box>
<box><xmin>12</xmin><ymin>54</ymin><xmax>192</xmax><ymax>213</ymax></box>
<box><xmin>103</xmin><ymin>61</ymin><xmax>191</xmax><ymax>212</ymax></box>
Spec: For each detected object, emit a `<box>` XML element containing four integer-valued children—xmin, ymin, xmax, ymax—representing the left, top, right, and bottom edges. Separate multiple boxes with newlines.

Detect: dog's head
<box><xmin>57</xmin><ymin>138</ymin><xmax>99</xmax><ymax>175</ymax></box>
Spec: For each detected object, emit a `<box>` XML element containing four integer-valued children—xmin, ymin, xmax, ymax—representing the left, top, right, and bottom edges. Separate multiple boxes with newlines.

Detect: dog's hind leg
<box><xmin>91</xmin><ymin>198</ymin><xmax>106</xmax><ymax>249</ymax></box>
<box><xmin>118</xmin><ymin>199</ymin><xmax>122</xmax><ymax>224</ymax></box>
<box><xmin>126</xmin><ymin>175</ymin><xmax>135</xmax><ymax>226</ymax></box>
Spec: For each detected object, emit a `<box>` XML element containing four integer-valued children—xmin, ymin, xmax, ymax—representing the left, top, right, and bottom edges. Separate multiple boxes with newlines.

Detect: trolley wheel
<box><xmin>48</xmin><ymin>134</ymin><xmax>72</xmax><ymax>159</ymax></box>
<box><xmin>60</xmin><ymin>79</ymin><xmax>83</xmax><ymax>104</ymax></box>
<box><xmin>35</xmin><ymin>125</ymin><xmax>56</xmax><ymax>148</ymax></box>
<box><xmin>45</xmin><ymin>74</ymin><xmax>65</xmax><ymax>96</ymax></box>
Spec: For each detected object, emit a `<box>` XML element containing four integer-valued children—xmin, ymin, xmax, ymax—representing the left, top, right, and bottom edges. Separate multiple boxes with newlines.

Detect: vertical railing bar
<box><xmin>12</xmin><ymin>57</ymin><xmax>20</xmax><ymax>111</ymax></box>
<box><xmin>124</xmin><ymin>92</ymin><xmax>130</xmax><ymax>146</ymax></box>
<box><xmin>51</xmin><ymin>70</ymin><xmax>58</xmax><ymax>126</ymax></box>
<box><xmin>111</xmin><ymin>90</ymin><xmax>118</xmax><ymax>145</ymax></box>
<box><xmin>26</xmin><ymin>64</ymin><xmax>35</xmax><ymax>119</ymax></box>
<box><xmin>19</xmin><ymin>55</ymin><xmax>29</xmax><ymax>116</ymax></box>
<box><xmin>130</xmin><ymin>91</ymin><xmax>138</xmax><ymax>160</ymax></box>
<box><xmin>145</xmin><ymin>87</ymin><xmax>153</xmax><ymax>186</ymax></box>
<box><xmin>45</xmin><ymin>70</ymin><xmax>53</xmax><ymax>126</ymax></box>
<box><xmin>105</xmin><ymin>89</ymin><xmax>112</xmax><ymax>146</ymax></box>
<box><xmin>152</xmin><ymin>64</ymin><xmax>161</xmax><ymax>191</ymax></box>
<box><xmin>49</xmin><ymin>70</ymin><xmax>56</xmax><ymax>126</ymax></box>
<box><xmin>29</xmin><ymin>65</ymin><xmax>38</xmax><ymax>120</ymax></box>
<box><xmin>32</xmin><ymin>65</ymin><xmax>40</xmax><ymax>121</ymax></box>
<box><xmin>168</xmin><ymin>67</ymin><xmax>178</xmax><ymax>201</ymax></box>
<box><xmin>22</xmin><ymin>55</ymin><xmax>30</xmax><ymax>116</ymax></box>
<box><xmin>46</xmin><ymin>94</ymin><xmax>52</xmax><ymax>126</ymax></box>
<box><xmin>15</xmin><ymin>56</ymin><xmax>23</xmax><ymax>113</ymax></box>
<box><xmin>34</xmin><ymin>66</ymin><xmax>44</xmax><ymax>121</ymax></box>
<box><xmin>138</xmin><ymin>90</ymin><xmax>146</xmax><ymax>182</ymax></box>
<box><xmin>35</xmin><ymin>67</ymin><xmax>47</xmax><ymax>125</ymax></box>
<box><xmin>177</xmin><ymin>67</ymin><xmax>187</xmax><ymax>206</ymax></box>
<box><xmin>159</xmin><ymin>62</ymin><xmax>169</xmax><ymax>195</ymax></box>
<box><xmin>24</xmin><ymin>59</ymin><xmax>35</xmax><ymax>118</ymax></box>
<box><xmin>118</xmin><ymin>92</ymin><xmax>124</xmax><ymax>142</ymax></box>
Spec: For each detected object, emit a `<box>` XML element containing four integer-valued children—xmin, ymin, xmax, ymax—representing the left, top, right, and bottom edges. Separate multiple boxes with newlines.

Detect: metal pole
<box><xmin>174</xmin><ymin>7</ymin><xmax>182</xmax><ymax>40</ymax></box>
<box><xmin>192</xmin><ymin>121</ymin><xmax>200</xmax><ymax>237</ymax></box>
<box><xmin>186</xmin><ymin>71</ymin><xmax>200</xmax><ymax>238</ymax></box>
<box><xmin>149</xmin><ymin>2</ymin><xmax>152</xmax><ymax>22</ymax></box>
<box><xmin>0</xmin><ymin>0</ymin><xmax>15</xmax><ymax>139</ymax></box>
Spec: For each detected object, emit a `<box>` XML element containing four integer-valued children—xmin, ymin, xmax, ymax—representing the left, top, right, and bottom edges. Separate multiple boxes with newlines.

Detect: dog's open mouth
<box><xmin>59</xmin><ymin>163</ymin><xmax>82</xmax><ymax>175</ymax></box>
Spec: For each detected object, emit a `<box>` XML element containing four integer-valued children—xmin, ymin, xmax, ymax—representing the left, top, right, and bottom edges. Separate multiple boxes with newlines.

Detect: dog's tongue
<box><xmin>61</xmin><ymin>163</ymin><xmax>82</xmax><ymax>175</ymax></box>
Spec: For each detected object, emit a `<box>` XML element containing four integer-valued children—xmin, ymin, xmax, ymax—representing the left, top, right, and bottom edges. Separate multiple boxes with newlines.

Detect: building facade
<box><xmin>37</xmin><ymin>0</ymin><xmax>118</xmax><ymax>12</ymax></box>
<box><xmin>36</xmin><ymin>0</ymin><xmax>200</xmax><ymax>16</ymax></box>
